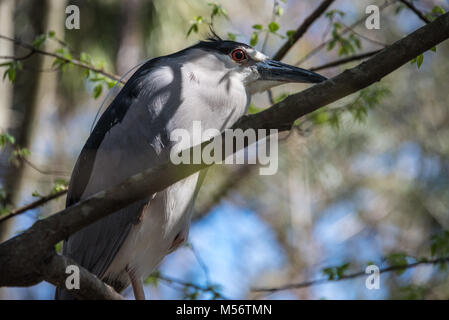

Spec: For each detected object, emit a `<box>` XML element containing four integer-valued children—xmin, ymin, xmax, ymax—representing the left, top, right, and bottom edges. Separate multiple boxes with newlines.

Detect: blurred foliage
<box><xmin>431</xmin><ymin>231</ymin><xmax>449</xmax><ymax>258</ymax></box>
<box><xmin>322</xmin><ymin>262</ymin><xmax>350</xmax><ymax>280</ymax></box>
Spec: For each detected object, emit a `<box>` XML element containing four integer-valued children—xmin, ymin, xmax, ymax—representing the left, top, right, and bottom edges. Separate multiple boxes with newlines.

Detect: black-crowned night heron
<box><xmin>55</xmin><ymin>36</ymin><xmax>326</xmax><ymax>300</ymax></box>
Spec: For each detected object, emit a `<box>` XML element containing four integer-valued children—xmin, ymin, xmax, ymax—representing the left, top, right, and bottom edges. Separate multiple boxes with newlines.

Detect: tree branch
<box><xmin>399</xmin><ymin>0</ymin><xmax>431</xmax><ymax>24</ymax></box>
<box><xmin>0</xmin><ymin>34</ymin><xmax>123</xmax><ymax>83</ymax></box>
<box><xmin>295</xmin><ymin>0</ymin><xmax>394</xmax><ymax>66</ymax></box>
<box><xmin>252</xmin><ymin>257</ymin><xmax>449</xmax><ymax>293</ymax></box>
<box><xmin>272</xmin><ymin>0</ymin><xmax>335</xmax><ymax>61</ymax></box>
<box><xmin>309</xmin><ymin>49</ymin><xmax>382</xmax><ymax>71</ymax></box>
<box><xmin>156</xmin><ymin>274</ymin><xmax>228</xmax><ymax>299</ymax></box>
<box><xmin>45</xmin><ymin>254</ymin><xmax>125</xmax><ymax>300</ymax></box>
<box><xmin>0</xmin><ymin>188</ymin><xmax>67</xmax><ymax>224</ymax></box>
<box><xmin>1</xmin><ymin>12</ymin><xmax>448</xmax><ymax>298</ymax></box>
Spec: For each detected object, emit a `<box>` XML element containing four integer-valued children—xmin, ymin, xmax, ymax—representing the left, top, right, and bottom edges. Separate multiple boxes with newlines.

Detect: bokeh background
<box><xmin>1</xmin><ymin>0</ymin><xmax>449</xmax><ymax>299</ymax></box>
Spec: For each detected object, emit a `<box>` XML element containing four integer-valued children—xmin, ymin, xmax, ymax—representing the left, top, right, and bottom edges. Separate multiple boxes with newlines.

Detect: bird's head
<box><xmin>190</xmin><ymin>37</ymin><xmax>327</xmax><ymax>94</ymax></box>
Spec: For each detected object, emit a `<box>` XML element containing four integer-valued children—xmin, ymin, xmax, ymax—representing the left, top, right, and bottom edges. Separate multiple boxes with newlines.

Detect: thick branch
<box><xmin>272</xmin><ymin>0</ymin><xmax>335</xmax><ymax>61</ymax></box>
<box><xmin>45</xmin><ymin>254</ymin><xmax>125</xmax><ymax>300</ymax></box>
<box><xmin>0</xmin><ymin>12</ymin><xmax>448</xmax><ymax>295</ymax></box>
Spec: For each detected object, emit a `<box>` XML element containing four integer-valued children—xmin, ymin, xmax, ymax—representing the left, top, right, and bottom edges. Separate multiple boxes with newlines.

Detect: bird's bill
<box><xmin>256</xmin><ymin>59</ymin><xmax>327</xmax><ymax>84</ymax></box>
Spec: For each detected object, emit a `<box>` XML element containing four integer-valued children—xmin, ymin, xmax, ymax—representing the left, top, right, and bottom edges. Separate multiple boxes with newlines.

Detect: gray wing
<box><xmin>56</xmin><ymin>58</ymin><xmax>185</xmax><ymax>299</ymax></box>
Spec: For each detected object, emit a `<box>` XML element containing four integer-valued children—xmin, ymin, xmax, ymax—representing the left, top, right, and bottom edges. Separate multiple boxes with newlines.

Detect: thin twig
<box><xmin>272</xmin><ymin>0</ymin><xmax>336</xmax><ymax>61</ymax></box>
<box><xmin>20</xmin><ymin>157</ymin><xmax>69</xmax><ymax>177</ymax></box>
<box><xmin>252</xmin><ymin>257</ymin><xmax>449</xmax><ymax>292</ymax></box>
<box><xmin>295</xmin><ymin>0</ymin><xmax>394</xmax><ymax>66</ymax></box>
<box><xmin>188</xmin><ymin>243</ymin><xmax>211</xmax><ymax>284</ymax></box>
<box><xmin>399</xmin><ymin>0</ymin><xmax>431</xmax><ymax>24</ymax></box>
<box><xmin>309</xmin><ymin>49</ymin><xmax>382</xmax><ymax>71</ymax></box>
<box><xmin>0</xmin><ymin>51</ymin><xmax>35</xmax><ymax>61</ymax></box>
<box><xmin>157</xmin><ymin>274</ymin><xmax>228</xmax><ymax>299</ymax></box>
<box><xmin>261</xmin><ymin>0</ymin><xmax>279</xmax><ymax>53</ymax></box>
<box><xmin>0</xmin><ymin>34</ymin><xmax>123</xmax><ymax>83</ymax></box>
<box><xmin>340</xmin><ymin>22</ymin><xmax>389</xmax><ymax>47</ymax></box>
<box><xmin>0</xmin><ymin>188</ymin><xmax>67</xmax><ymax>224</ymax></box>
<box><xmin>267</xmin><ymin>0</ymin><xmax>335</xmax><ymax>109</ymax></box>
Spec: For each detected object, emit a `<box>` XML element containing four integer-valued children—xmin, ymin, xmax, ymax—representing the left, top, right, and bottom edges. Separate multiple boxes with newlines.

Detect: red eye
<box><xmin>231</xmin><ymin>49</ymin><xmax>246</xmax><ymax>62</ymax></box>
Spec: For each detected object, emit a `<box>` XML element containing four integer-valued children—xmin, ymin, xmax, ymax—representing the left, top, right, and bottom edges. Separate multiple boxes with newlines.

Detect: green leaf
<box><xmin>385</xmin><ymin>253</ymin><xmax>408</xmax><ymax>275</ymax></box>
<box><xmin>9</xmin><ymin>147</ymin><xmax>31</xmax><ymax>163</ymax></box>
<box><xmin>144</xmin><ymin>270</ymin><xmax>161</xmax><ymax>286</ymax></box>
<box><xmin>208</xmin><ymin>2</ymin><xmax>228</xmax><ymax>20</ymax></box>
<box><xmin>106</xmin><ymin>79</ymin><xmax>117</xmax><ymax>89</ymax></box>
<box><xmin>432</xmin><ymin>6</ymin><xmax>445</xmax><ymax>15</ymax></box>
<box><xmin>312</xmin><ymin>110</ymin><xmax>330</xmax><ymax>125</ymax></box>
<box><xmin>410</xmin><ymin>54</ymin><xmax>424</xmax><ymax>68</ymax></box>
<box><xmin>333</xmin><ymin>22</ymin><xmax>343</xmax><ymax>32</ymax></box>
<box><xmin>50</xmin><ymin>178</ymin><xmax>68</xmax><ymax>194</ymax></box>
<box><xmin>32</xmin><ymin>34</ymin><xmax>47</xmax><ymax>49</ymax></box>
<box><xmin>2</xmin><ymin>61</ymin><xmax>22</xmax><ymax>83</ymax></box>
<box><xmin>187</xmin><ymin>16</ymin><xmax>205</xmax><ymax>37</ymax></box>
<box><xmin>8</xmin><ymin>66</ymin><xmax>16</xmax><ymax>82</ymax></box>
<box><xmin>227</xmin><ymin>32</ymin><xmax>237</xmax><ymax>41</ymax></box>
<box><xmin>80</xmin><ymin>52</ymin><xmax>92</xmax><ymax>64</ymax></box>
<box><xmin>0</xmin><ymin>132</ymin><xmax>15</xmax><ymax>148</ymax></box>
<box><xmin>248</xmin><ymin>103</ymin><xmax>262</xmax><ymax>114</ymax></box>
<box><xmin>93</xmin><ymin>84</ymin><xmax>103</xmax><ymax>99</ymax></box>
<box><xmin>322</xmin><ymin>263</ymin><xmax>350</xmax><ymax>280</ymax></box>
<box><xmin>55</xmin><ymin>241</ymin><xmax>63</xmax><ymax>253</ymax></box>
<box><xmin>328</xmin><ymin>112</ymin><xmax>341</xmax><ymax>129</ymax></box>
<box><xmin>275</xmin><ymin>6</ymin><xmax>284</xmax><ymax>16</ymax></box>
<box><xmin>430</xmin><ymin>231</ymin><xmax>449</xmax><ymax>258</ymax></box>
<box><xmin>349</xmin><ymin>34</ymin><xmax>361</xmax><ymax>50</ymax></box>
<box><xmin>32</xmin><ymin>191</ymin><xmax>42</xmax><ymax>198</ymax></box>
<box><xmin>325</xmin><ymin>9</ymin><xmax>345</xmax><ymax>19</ymax></box>
<box><xmin>268</xmin><ymin>21</ymin><xmax>280</xmax><ymax>33</ymax></box>
<box><xmin>416</xmin><ymin>54</ymin><xmax>424</xmax><ymax>68</ymax></box>
<box><xmin>250</xmin><ymin>32</ymin><xmax>259</xmax><ymax>46</ymax></box>
<box><xmin>286</xmin><ymin>30</ymin><xmax>295</xmax><ymax>40</ymax></box>
<box><xmin>273</xmin><ymin>93</ymin><xmax>289</xmax><ymax>103</ymax></box>
<box><xmin>187</xmin><ymin>24</ymin><xmax>198</xmax><ymax>37</ymax></box>
<box><xmin>252</xmin><ymin>24</ymin><xmax>263</xmax><ymax>30</ymax></box>
<box><xmin>52</xmin><ymin>47</ymin><xmax>73</xmax><ymax>71</ymax></box>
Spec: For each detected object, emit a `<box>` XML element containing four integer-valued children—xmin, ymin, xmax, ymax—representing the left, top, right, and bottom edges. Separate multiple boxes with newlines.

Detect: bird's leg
<box><xmin>127</xmin><ymin>269</ymin><xmax>145</xmax><ymax>300</ymax></box>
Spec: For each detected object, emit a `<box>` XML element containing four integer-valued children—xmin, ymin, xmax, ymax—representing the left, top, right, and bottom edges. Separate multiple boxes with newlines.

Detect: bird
<box><xmin>55</xmin><ymin>35</ymin><xmax>327</xmax><ymax>300</ymax></box>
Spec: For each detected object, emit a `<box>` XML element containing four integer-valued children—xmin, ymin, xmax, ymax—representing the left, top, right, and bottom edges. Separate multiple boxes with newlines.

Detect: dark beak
<box><xmin>257</xmin><ymin>59</ymin><xmax>327</xmax><ymax>83</ymax></box>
